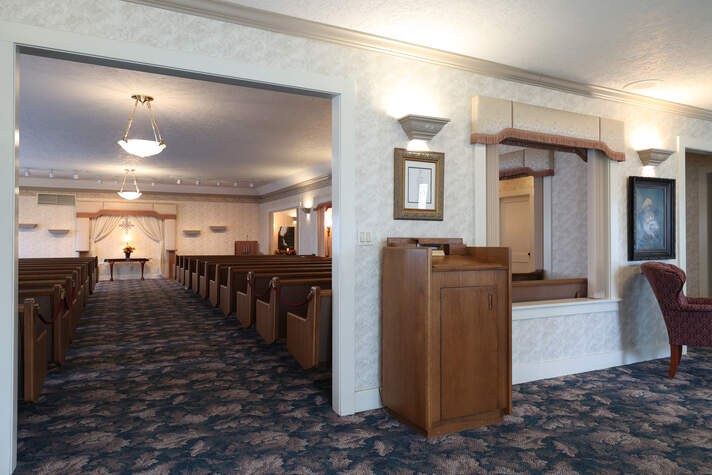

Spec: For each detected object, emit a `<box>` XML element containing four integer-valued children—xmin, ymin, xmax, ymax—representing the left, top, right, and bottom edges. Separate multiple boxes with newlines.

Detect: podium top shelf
<box><xmin>431</xmin><ymin>254</ymin><xmax>508</xmax><ymax>271</ymax></box>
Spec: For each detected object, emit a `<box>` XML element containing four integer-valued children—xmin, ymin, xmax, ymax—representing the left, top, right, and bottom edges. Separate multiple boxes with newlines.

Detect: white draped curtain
<box><xmin>133</xmin><ymin>216</ymin><xmax>166</xmax><ymax>275</ymax></box>
<box><xmin>89</xmin><ymin>214</ymin><xmax>167</xmax><ymax>278</ymax></box>
<box><xmin>89</xmin><ymin>215</ymin><xmax>123</xmax><ymax>256</ymax></box>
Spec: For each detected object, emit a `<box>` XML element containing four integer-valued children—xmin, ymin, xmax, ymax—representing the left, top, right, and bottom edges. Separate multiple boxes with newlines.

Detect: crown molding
<box><xmin>259</xmin><ymin>175</ymin><xmax>331</xmax><ymax>203</ymax></box>
<box><xmin>125</xmin><ymin>0</ymin><xmax>712</xmax><ymax>122</ymax></box>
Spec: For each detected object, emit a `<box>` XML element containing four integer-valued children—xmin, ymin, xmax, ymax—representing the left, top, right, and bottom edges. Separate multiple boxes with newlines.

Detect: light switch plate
<box><xmin>358</xmin><ymin>230</ymin><xmax>373</xmax><ymax>246</ymax></box>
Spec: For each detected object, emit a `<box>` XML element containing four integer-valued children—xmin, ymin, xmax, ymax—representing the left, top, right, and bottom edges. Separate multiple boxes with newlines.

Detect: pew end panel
<box><xmin>19</xmin><ymin>298</ymin><xmax>49</xmax><ymax>403</ymax></box>
<box><xmin>287</xmin><ymin>288</ymin><xmax>333</xmax><ymax>369</ymax></box>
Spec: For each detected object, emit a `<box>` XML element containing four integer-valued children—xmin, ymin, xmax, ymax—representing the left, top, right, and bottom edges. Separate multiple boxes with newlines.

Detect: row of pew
<box><xmin>175</xmin><ymin>254</ymin><xmax>332</xmax><ymax>369</ymax></box>
<box><xmin>18</xmin><ymin>257</ymin><xmax>98</xmax><ymax>402</ymax></box>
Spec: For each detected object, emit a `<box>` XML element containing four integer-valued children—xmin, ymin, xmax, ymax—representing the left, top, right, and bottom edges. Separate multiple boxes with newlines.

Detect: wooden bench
<box><xmin>286</xmin><ymin>287</ymin><xmax>332</xmax><ymax>369</ymax></box>
<box><xmin>220</xmin><ymin>261</ymin><xmax>331</xmax><ymax>316</ymax></box>
<box><xmin>237</xmin><ymin>269</ymin><xmax>331</xmax><ymax>328</ymax></box>
<box><xmin>18</xmin><ymin>298</ymin><xmax>49</xmax><ymax>402</ymax></box>
<box><xmin>18</xmin><ymin>285</ymin><xmax>68</xmax><ymax>365</ymax></box>
<box><xmin>512</xmin><ymin>278</ymin><xmax>588</xmax><ymax>302</ymax></box>
<box><xmin>255</xmin><ymin>277</ymin><xmax>332</xmax><ymax>344</ymax></box>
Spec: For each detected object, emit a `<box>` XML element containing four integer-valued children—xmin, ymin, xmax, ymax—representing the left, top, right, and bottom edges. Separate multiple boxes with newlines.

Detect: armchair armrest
<box><xmin>686</xmin><ymin>297</ymin><xmax>712</xmax><ymax>306</ymax></box>
<box><xmin>679</xmin><ymin>302</ymin><xmax>712</xmax><ymax>313</ymax></box>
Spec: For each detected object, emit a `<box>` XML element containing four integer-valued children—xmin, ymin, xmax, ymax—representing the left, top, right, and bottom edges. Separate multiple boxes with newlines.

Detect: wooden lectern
<box><xmin>381</xmin><ymin>237</ymin><xmax>512</xmax><ymax>437</ymax></box>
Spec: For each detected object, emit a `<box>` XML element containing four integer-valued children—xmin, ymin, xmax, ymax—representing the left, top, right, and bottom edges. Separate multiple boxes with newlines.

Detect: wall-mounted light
<box><xmin>398</xmin><ymin>114</ymin><xmax>450</xmax><ymax>141</ymax></box>
<box><xmin>300</xmin><ymin>199</ymin><xmax>313</xmax><ymax>216</ymax></box>
<box><xmin>637</xmin><ymin>148</ymin><xmax>674</xmax><ymax>167</ymax></box>
<box><xmin>195</xmin><ymin>179</ymin><xmax>200</xmax><ymax>186</ymax></box>
<box><xmin>176</xmin><ymin>178</ymin><xmax>182</xmax><ymax>185</ymax></box>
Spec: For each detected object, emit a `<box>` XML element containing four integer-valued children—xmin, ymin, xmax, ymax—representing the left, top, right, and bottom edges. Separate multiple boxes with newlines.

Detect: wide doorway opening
<box><xmin>13</xmin><ymin>45</ymin><xmax>344</xmax><ymax>468</ymax></box>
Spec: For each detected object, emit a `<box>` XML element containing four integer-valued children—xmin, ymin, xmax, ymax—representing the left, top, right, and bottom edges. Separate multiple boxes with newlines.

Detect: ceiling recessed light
<box><xmin>24</xmin><ymin>169</ymin><xmax>30</xmax><ymax>177</ymax></box>
<box><xmin>216</xmin><ymin>180</ymin><xmax>221</xmax><ymax>187</ymax></box>
<box><xmin>195</xmin><ymin>179</ymin><xmax>200</xmax><ymax>186</ymax></box>
<box><xmin>233</xmin><ymin>181</ymin><xmax>238</xmax><ymax>187</ymax></box>
<box><xmin>72</xmin><ymin>173</ymin><xmax>79</xmax><ymax>180</ymax></box>
<box><xmin>48</xmin><ymin>169</ymin><xmax>54</xmax><ymax>178</ymax></box>
<box><xmin>176</xmin><ymin>178</ymin><xmax>182</xmax><ymax>185</ymax></box>
<box><xmin>623</xmin><ymin>79</ymin><xmax>663</xmax><ymax>91</ymax></box>
<box><xmin>97</xmin><ymin>178</ymin><xmax>103</xmax><ymax>184</ymax></box>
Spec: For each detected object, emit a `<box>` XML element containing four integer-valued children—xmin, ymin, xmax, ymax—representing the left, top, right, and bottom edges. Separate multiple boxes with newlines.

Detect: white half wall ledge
<box><xmin>512</xmin><ymin>345</ymin><xmax>670</xmax><ymax>384</ymax></box>
<box><xmin>512</xmin><ymin>298</ymin><xmax>620</xmax><ymax>321</ymax></box>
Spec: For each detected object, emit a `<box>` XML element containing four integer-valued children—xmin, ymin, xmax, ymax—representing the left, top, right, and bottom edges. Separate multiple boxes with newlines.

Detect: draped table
<box><xmin>104</xmin><ymin>258</ymin><xmax>150</xmax><ymax>281</ymax></box>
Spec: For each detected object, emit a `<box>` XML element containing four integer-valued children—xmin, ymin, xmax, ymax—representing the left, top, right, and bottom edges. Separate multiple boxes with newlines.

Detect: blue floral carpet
<box><xmin>16</xmin><ymin>279</ymin><xmax>712</xmax><ymax>474</ymax></box>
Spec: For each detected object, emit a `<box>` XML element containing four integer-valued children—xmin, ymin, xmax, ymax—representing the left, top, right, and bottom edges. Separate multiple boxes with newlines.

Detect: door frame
<box><xmin>696</xmin><ymin>164</ymin><xmax>712</xmax><ymax>297</ymax></box>
<box><xmin>0</xmin><ymin>20</ymin><xmax>357</xmax><ymax>472</ymax></box>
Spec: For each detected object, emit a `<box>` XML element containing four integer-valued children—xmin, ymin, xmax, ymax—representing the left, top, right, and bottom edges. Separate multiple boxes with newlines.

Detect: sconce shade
<box><xmin>398</xmin><ymin>114</ymin><xmax>450</xmax><ymax>141</ymax></box>
<box><xmin>637</xmin><ymin>148</ymin><xmax>674</xmax><ymax>167</ymax></box>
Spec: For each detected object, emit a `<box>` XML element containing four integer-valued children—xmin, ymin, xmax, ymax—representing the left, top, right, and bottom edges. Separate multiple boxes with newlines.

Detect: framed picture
<box><xmin>628</xmin><ymin>176</ymin><xmax>675</xmax><ymax>261</ymax></box>
<box><xmin>394</xmin><ymin>148</ymin><xmax>444</xmax><ymax>220</ymax></box>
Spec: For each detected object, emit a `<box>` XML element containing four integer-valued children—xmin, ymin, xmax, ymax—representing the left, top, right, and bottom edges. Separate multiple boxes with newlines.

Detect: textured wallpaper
<box><xmin>551</xmin><ymin>152</ymin><xmax>588</xmax><ymax>279</ymax></box>
<box><xmin>5</xmin><ymin>0</ymin><xmax>712</xmax><ymax>391</ymax></box>
<box><xmin>18</xmin><ymin>194</ymin><xmax>77</xmax><ymax>258</ymax></box>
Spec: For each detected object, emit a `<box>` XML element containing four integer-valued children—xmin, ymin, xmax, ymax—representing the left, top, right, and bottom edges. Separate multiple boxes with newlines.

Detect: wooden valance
<box><xmin>472</xmin><ymin>128</ymin><xmax>625</xmax><ymax>162</ymax></box>
<box><xmin>76</xmin><ymin>209</ymin><xmax>177</xmax><ymax>219</ymax></box>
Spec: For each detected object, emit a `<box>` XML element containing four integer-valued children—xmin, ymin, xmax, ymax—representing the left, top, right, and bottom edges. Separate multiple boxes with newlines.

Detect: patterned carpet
<box><xmin>16</xmin><ymin>279</ymin><xmax>712</xmax><ymax>474</ymax></box>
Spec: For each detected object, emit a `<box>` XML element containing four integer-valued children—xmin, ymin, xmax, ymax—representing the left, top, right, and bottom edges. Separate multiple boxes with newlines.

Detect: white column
<box><xmin>75</xmin><ymin>217</ymin><xmax>90</xmax><ymax>252</ymax></box>
<box><xmin>587</xmin><ymin>150</ymin><xmax>611</xmax><ymax>299</ymax></box>
<box><xmin>0</xmin><ymin>39</ymin><xmax>17</xmax><ymax>473</ymax></box>
<box><xmin>164</xmin><ymin>218</ymin><xmax>176</xmax><ymax>251</ymax></box>
<box><xmin>473</xmin><ymin>144</ymin><xmax>487</xmax><ymax>246</ymax></box>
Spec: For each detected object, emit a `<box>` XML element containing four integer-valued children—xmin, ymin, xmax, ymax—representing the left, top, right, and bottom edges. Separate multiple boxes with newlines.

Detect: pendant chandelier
<box><xmin>117</xmin><ymin>94</ymin><xmax>166</xmax><ymax>158</ymax></box>
<box><xmin>117</xmin><ymin>169</ymin><xmax>142</xmax><ymax>200</ymax></box>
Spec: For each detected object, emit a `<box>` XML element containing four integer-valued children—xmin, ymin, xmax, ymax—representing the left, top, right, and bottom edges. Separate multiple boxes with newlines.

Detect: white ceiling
<box><xmin>228</xmin><ymin>0</ymin><xmax>712</xmax><ymax>110</ymax></box>
<box><xmin>18</xmin><ymin>53</ymin><xmax>332</xmax><ymax>190</ymax></box>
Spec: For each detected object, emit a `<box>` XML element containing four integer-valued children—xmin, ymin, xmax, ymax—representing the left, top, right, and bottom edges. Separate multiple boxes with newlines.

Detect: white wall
<box><xmin>18</xmin><ymin>194</ymin><xmax>77</xmax><ymax>258</ymax></box>
<box><xmin>18</xmin><ymin>189</ymin><xmax>260</xmax><ymax>272</ymax></box>
<box><xmin>4</xmin><ymin>0</ymin><xmax>712</xmax><ymax>400</ymax></box>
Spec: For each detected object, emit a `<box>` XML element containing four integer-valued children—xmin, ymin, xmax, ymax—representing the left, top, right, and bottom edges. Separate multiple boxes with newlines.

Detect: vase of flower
<box><xmin>123</xmin><ymin>245</ymin><xmax>135</xmax><ymax>259</ymax></box>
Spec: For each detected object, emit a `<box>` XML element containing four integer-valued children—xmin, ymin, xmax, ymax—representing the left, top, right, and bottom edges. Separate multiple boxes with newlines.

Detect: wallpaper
<box><xmin>551</xmin><ymin>152</ymin><xmax>588</xmax><ymax>279</ymax></box>
<box><xmin>18</xmin><ymin>194</ymin><xmax>77</xmax><ymax>258</ymax></box>
<box><xmin>5</xmin><ymin>0</ymin><xmax>712</xmax><ymax>392</ymax></box>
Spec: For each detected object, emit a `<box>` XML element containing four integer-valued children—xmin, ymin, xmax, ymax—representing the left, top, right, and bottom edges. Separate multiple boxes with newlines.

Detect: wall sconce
<box><xmin>637</xmin><ymin>148</ymin><xmax>674</xmax><ymax>167</ymax></box>
<box><xmin>398</xmin><ymin>114</ymin><xmax>450</xmax><ymax>141</ymax></box>
<box><xmin>300</xmin><ymin>199</ymin><xmax>313</xmax><ymax>216</ymax></box>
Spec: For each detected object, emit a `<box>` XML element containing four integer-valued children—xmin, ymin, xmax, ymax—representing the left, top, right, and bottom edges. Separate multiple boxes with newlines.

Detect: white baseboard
<box><xmin>354</xmin><ymin>387</ymin><xmax>382</xmax><ymax>413</ymax></box>
<box><xmin>512</xmin><ymin>345</ymin><xmax>671</xmax><ymax>384</ymax></box>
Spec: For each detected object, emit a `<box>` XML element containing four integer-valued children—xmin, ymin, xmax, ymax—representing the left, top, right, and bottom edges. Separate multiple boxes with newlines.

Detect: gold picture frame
<box><xmin>394</xmin><ymin>148</ymin><xmax>444</xmax><ymax>220</ymax></box>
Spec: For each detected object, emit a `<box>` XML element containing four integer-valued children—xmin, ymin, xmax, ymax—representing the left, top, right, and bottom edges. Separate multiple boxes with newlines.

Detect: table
<box><xmin>104</xmin><ymin>258</ymin><xmax>150</xmax><ymax>281</ymax></box>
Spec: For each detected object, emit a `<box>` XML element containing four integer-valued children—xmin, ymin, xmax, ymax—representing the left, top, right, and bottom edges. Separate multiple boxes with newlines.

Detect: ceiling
<box><xmin>226</xmin><ymin>0</ymin><xmax>712</xmax><ymax>110</ymax></box>
<box><xmin>18</xmin><ymin>52</ymin><xmax>332</xmax><ymax>190</ymax></box>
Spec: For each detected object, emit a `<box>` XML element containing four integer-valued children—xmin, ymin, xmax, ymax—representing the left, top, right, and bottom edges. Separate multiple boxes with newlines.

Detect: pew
<box><xmin>18</xmin><ymin>285</ymin><xmax>67</xmax><ymax>365</ymax></box>
<box><xmin>220</xmin><ymin>261</ymin><xmax>331</xmax><ymax>316</ymax></box>
<box><xmin>255</xmin><ymin>276</ymin><xmax>332</xmax><ymax>344</ymax></box>
<box><xmin>20</xmin><ymin>257</ymin><xmax>97</xmax><ymax>293</ymax></box>
<box><xmin>237</xmin><ymin>269</ymin><xmax>331</xmax><ymax>328</ymax></box>
<box><xmin>286</xmin><ymin>287</ymin><xmax>332</xmax><ymax>369</ymax></box>
<box><xmin>18</xmin><ymin>298</ymin><xmax>49</xmax><ymax>402</ymax></box>
<box><xmin>18</xmin><ymin>274</ymin><xmax>81</xmax><ymax>336</ymax></box>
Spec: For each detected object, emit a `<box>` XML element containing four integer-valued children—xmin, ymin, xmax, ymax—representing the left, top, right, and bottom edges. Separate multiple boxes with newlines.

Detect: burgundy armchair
<box><xmin>641</xmin><ymin>262</ymin><xmax>712</xmax><ymax>378</ymax></box>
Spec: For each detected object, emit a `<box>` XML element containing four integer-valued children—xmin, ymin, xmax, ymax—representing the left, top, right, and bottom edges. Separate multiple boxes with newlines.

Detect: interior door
<box><xmin>499</xmin><ymin>176</ymin><xmax>535</xmax><ymax>273</ymax></box>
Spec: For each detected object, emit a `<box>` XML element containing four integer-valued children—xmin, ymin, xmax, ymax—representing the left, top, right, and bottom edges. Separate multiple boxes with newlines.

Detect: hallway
<box><xmin>16</xmin><ymin>279</ymin><xmax>712</xmax><ymax>473</ymax></box>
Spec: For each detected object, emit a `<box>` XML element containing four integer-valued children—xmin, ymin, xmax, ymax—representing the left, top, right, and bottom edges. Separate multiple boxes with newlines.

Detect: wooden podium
<box><xmin>381</xmin><ymin>238</ymin><xmax>512</xmax><ymax>437</ymax></box>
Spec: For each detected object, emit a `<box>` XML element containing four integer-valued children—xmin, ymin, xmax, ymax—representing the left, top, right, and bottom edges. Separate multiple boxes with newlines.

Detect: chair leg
<box><xmin>669</xmin><ymin>344</ymin><xmax>683</xmax><ymax>378</ymax></box>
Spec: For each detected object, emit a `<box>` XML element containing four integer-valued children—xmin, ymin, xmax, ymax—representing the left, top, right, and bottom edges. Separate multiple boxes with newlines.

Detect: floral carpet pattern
<box><xmin>16</xmin><ymin>279</ymin><xmax>712</xmax><ymax>474</ymax></box>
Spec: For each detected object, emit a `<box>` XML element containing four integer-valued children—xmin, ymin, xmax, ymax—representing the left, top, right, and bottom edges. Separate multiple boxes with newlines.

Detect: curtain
<box><xmin>134</xmin><ymin>216</ymin><xmax>165</xmax><ymax>276</ymax></box>
<box><xmin>91</xmin><ymin>215</ymin><xmax>123</xmax><ymax>243</ymax></box>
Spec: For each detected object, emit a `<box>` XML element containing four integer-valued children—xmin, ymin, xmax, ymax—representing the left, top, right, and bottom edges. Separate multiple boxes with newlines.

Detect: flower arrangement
<box><xmin>123</xmin><ymin>244</ymin><xmax>135</xmax><ymax>258</ymax></box>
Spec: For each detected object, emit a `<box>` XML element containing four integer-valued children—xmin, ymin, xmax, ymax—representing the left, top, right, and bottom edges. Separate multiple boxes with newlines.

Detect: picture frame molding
<box><xmin>393</xmin><ymin>148</ymin><xmax>445</xmax><ymax>220</ymax></box>
<box><xmin>627</xmin><ymin>176</ymin><xmax>676</xmax><ymax>261</ymax></box>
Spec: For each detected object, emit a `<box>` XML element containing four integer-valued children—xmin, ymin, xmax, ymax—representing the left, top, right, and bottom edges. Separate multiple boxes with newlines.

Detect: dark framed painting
<box><xmin>628</xmin><ymin>176</ymin><xmax>675</xmax><ymax>261</ymax></box>
<box><xmin>278</xmin><ymin>226</ymin><xmax>295</xmax><ymax>251</ymax></box>
<box><xmin>394</xmin><ymin>148</ymin><xmax>444</xmax><ymax>220</ymax></box>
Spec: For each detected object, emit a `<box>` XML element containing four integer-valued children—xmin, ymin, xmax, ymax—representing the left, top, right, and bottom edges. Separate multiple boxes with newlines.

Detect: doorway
<box><xmin>0</xmin><ymin>25</ymin><xmax>357</xmax><ymax>471</ymax></box>
<box><xmin>685</xmin><ymin>151</ymin><xmax>712</xmax><ymax>297</ymax></box>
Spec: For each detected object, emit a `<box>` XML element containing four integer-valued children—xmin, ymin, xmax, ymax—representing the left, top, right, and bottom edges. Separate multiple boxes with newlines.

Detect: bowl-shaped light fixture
<box><xmin>117</xmin><ymin>94</ymin><xmax>166</xmax><ymax>158</ymax></box>
<box><xmin>117</xmin><ymin>169</ymin><xmax>142</xmax><ymax>200</ymax></box>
